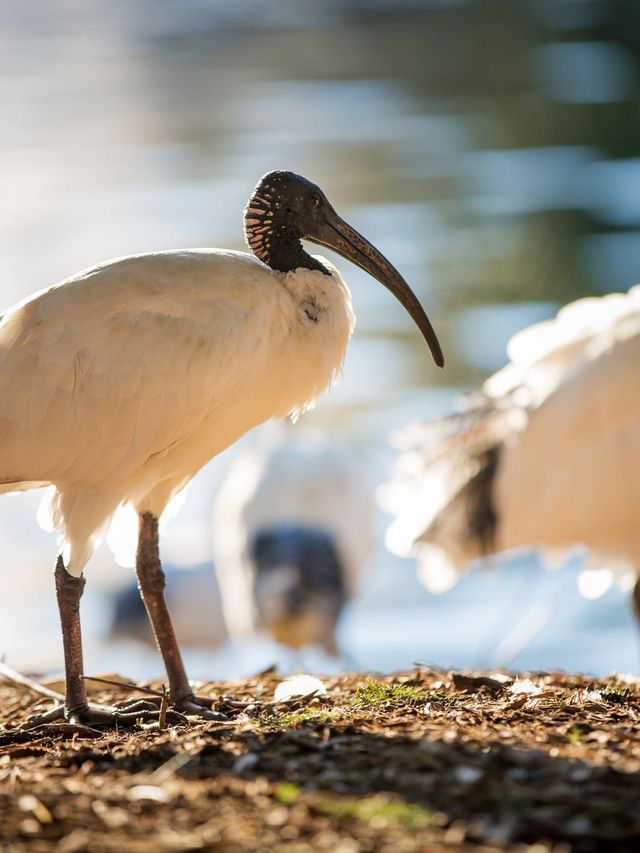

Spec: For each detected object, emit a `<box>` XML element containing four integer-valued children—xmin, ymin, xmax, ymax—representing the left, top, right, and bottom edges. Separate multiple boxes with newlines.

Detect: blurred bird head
<box><xmin>249</xmin><ymin>525</ymin><xmax>346</xmax><ymax>653</ymax></box>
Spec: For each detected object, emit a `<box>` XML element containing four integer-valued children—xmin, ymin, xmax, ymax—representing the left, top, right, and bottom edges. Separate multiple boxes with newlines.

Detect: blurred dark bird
<box><xmin>250</xmin><ymin>526</ymin><xmax>346</xmax><ymax>655</ymax></box>
<box><xmin>109</xmin><ymin>562</ymin><xmax>227</xmax><ymax>649</ymax></box>
<box><xmin>0</xmin><ymin>170</ymin><xmax>441</xmax><ymax>726</ymax></box>
<box><xmin>383</xmin><ymin>287</ymin><xmax>640</xmax><ymax>618</ymax></box>
<box><xmin>213</xmin><ymin>426</ymin><xmax>375</xmax><ymax>656</ymax></box>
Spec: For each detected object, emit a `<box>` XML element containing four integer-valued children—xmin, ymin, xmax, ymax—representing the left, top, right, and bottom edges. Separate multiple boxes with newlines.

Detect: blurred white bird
<box><xmin>109</xmin><ymin>426</ymin><xmax>374</xmax><ymax>656</ymax></box>
<box><xmin>0</xmin><ymin>169</ymin><xmax>442</xmax><ymax>727</ymax></box>
<box><xmin>384</xmin><ymin>286</ymin><xmax>640</xmax><ymax>621</ymax></box>
<box><xmin>212</xmin><ymin>425</ymin><xmax>375</xmax><ymax>656</ymax></box>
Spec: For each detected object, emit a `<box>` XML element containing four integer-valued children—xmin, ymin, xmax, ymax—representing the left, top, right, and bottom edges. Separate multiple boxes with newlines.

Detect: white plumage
<box><xmin>384</xmin><ymin>286</ymin><xmax>640</xmax><ymax>607</ymax></box>
<box><xmin>1</xmin><ymin>249</ymin><xmax>353</xmax><ymax>575</ymax></box>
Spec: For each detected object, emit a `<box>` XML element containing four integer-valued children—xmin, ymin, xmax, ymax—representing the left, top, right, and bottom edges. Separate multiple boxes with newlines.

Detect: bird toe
<box><xmin>175</xmin><ymin>697</ymin><xmax>228</xmax><ymax>721</ymax></box>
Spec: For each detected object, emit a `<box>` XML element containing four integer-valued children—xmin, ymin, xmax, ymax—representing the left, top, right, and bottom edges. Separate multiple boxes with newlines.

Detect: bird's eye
<box><xmin>309</xmin><ymin>193</ymin><xmax>321</xmax><ymax>208</ymax></box>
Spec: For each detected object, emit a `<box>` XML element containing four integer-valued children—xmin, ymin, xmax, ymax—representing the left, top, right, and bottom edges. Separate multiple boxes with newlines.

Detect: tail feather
<box><xmin>384</xmin><ymin>397</ymin><xmax>507</xmax><ymax>579</ymax></box>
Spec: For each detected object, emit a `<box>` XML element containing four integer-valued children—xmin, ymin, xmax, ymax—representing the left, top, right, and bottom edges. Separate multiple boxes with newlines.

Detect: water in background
<box><xmin>1</xmin><ymin>0</ymin><xmax>639</xmax><ymax>678</ymax></box>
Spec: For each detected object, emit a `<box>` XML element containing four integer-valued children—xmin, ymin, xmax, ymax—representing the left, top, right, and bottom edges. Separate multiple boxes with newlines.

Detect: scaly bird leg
<box><xmin>26</xmin><ymin>557</ymin><xmax>184</xmax><ymax>729</ymax></box>
<box><xmin>55</xmin><ymin>555</ymin><xmax>87</xmax><ymax>716</ymax></box>
<box><xmin>135</xmin><ymin>512</ymin><xmax>225</xmax><ymax>720</ymax></box>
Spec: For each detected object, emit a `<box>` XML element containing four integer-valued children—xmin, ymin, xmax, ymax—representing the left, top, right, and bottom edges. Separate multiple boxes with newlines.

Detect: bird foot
<box><xmin>24</xmin><ymin>700</ymin><xmax>188</xmax><ymax>731</ymax></box>
<box><xmin>105</xmin><ymin>692</ymin><xmax>228</xmax><ymax>721</ymax></box>
<box><xmin>67</xmin><ymin>701</ymin><xmax>190</xmax><ymax>728</ymax></box>
<box><xmin>23</xmin><ymin>692</ymin><xmax>227</xmax><ymax>732</ymax></box>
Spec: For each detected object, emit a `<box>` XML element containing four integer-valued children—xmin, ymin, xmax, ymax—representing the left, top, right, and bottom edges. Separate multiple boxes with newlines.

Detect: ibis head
<box><xmin>245</xmin><ymin>170</ymin><xmax>444</xmax><ymax>368</ymax></box>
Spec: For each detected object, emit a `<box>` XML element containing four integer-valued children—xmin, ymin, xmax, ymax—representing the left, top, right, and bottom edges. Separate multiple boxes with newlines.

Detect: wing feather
<box><xmin>0</xmin><ymin>250</ymin><xmax>273</xmax><ymax>491</ymax></box>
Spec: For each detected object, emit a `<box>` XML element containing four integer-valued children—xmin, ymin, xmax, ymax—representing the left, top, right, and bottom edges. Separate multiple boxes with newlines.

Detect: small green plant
<box><xmin>567</xmin><ymin>726</ymin><xmax>586</xmax><ymax>745</ymax></box>
<box><xmin>600</xmin><ymin>684</ymin><xmax>635</xmax><ymax>704</ymax></box>
<box><xmin>350</xmin><ymin>678</ymin><xmax>452</xmax><ymax>709</ymax></box>
<box><xmin>536</xmin><ymin>696</ymin><xmax>566</xmax><ymax>710</ymax></box>
<box><xmin>274</xmin><ymin>782</ymin><xmax>301</xmax><ymax>806</ymax></box>
<box><xmin>315</xmin><ymin>794</ymin><xmax>433</xmax><ymax>829</ymax></box>
<box><xmin>274</xmin><ymin>785</ymin><xmax>433</xmax><ymax>829</ymax></box>
<box><xmin>271</xmin><ymin>706</ymin><xmax>349</xmax><ymax>728</ymax></box>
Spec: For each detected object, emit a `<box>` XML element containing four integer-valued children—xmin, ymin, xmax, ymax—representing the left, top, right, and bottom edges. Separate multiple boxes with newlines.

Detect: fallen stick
<box><xmin>0</xmin><ymin>660</ymin><xmax>64</xmax><ymax>702</ymax></box>
<box><xmin>82</xmin><ymin>675</ymin><xmax>164</xmax><ymax>697</ymax></box>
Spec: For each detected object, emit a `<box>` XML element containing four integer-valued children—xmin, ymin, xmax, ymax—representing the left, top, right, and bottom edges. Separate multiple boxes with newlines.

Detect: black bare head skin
<box><xmin>244</xmin><ymin>170</ymin><xmax>330</xmax><ymax>274</ymax></box>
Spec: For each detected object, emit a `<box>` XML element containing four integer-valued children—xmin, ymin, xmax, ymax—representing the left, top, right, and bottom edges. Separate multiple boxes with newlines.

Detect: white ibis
<box><xmin>1</xmin><ymin>170</ymin><xmax>443</xmax><ymax>726</ymax></box>
<box><xmin>384</xmin><ymin>287</ymin><xmax>640</xmax><ymax>624</ymax></box>
<box><xmin>212</xmin><ymin>425</ymin><xmax>375</xmax><ymax>655</ymax></box>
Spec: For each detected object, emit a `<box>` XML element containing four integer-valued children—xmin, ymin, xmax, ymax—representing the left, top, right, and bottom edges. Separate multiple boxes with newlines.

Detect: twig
<box><xmin>159</xmin><ymin>685</ymin><xmax>169</xmax><ymax>730</ymax></box>
<box><xmin>23</xmin><ymin>722</ymin><xmax>103</xmax><ymax>739</ymax></box>
<box><xmin>147</xmin><ymin>751</ymin><xmax>194</xmax><ymax>785</ymax></box>
<box><xmin>82</xmin><ymin>675</ymin><xmax>163</xmax><ymax>697</ymax></box>
<box><xmin>0</xmin><ymin>661</ymin><xmax>64</xmax><ymax>702</ymax></box>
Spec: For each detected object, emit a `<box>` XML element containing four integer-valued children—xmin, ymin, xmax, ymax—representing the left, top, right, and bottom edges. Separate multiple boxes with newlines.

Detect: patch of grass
<box><xmin>567</xmin><ymin>726</ymin><xmax>586</xmax><ymax>745</ymax></box>
<box><xmin>536</xmin><ymin>696</ymin><xmax>567</xmax><ymax>710</ymax></box>
<box><xmin>268</xmin><ymin>678</ymin><xmax>454</xmax><ymax>728</ymax></box>
<box><xmin>600</xmin><ymin>684</ymin><xmax>636</xmax><ymax>704</ymax></box>
<box><xmin>350</xmin><ymin>678</ymin><xmax>452</xmax><ymax>709</ymax></box>
<box><xmin>274</xmin><ymin>782</ymin><xmax>301</xmax><ymax>806</ymax></box>
<box><xmin>271</xmin><ymin>707</ymin><xmax>348</xmax><ymax>728</ymax></box>
<box><xmin>315</xmin><ymin>794</ymin><xmax>433</xmax><ymax>829</ymax></box>
<box><xmin>275</xmin><ymin>784</ymin><xmax>433</xmax><ymax>829</ymax></box>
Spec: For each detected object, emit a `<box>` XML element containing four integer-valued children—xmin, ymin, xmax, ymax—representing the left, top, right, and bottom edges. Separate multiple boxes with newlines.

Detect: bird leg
<box><xmin>135</xmin><ymin>512</ymin><xmax>226</xmax><ymax>720</ymax></box>
<box><xmin>55</xmin><ymin>555</ymin><xmax>88</xmax><ymax>715</ymax></box>
<box><xmin>24</xmin><ymin>556</ymin><xmax>183</xmax><ymax>730</ymax></box>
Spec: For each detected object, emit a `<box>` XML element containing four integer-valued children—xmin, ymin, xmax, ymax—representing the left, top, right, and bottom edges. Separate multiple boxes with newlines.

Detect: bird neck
<box><xmin>265</xmin><ymin>233</ymin><xmax>328</xmax><ymax>276</ymax></box>
<box><xmin>244</xmin><ymin>206</ymin><xmax>329</xmax><ymax>275</ymax></box>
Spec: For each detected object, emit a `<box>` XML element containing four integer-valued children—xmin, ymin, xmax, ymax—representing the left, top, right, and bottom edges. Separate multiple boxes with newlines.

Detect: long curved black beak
<box><xmin>307</xmin><ymin>207</ymin><xmax>444</xmax><ymax>368</ymax></box>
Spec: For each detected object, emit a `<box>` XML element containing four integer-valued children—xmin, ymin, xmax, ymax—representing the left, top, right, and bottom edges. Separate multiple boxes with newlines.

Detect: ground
<box><xmin>1</xmin><ymin>668</ymin><xmax>639</xmax><ymax>852</ymax></box>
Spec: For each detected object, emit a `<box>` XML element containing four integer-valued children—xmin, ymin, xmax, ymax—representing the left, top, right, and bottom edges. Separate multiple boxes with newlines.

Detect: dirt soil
<box><xmin>0</xmin><ymin>667</ymin><xmax>639</xmax><ymax>852</ymax></box>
